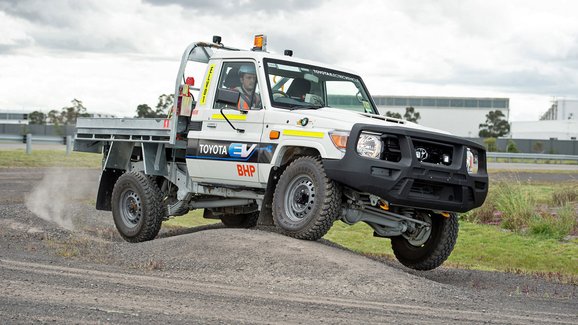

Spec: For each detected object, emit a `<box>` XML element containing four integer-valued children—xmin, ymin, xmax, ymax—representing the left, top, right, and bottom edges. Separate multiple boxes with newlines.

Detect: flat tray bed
<box><xmin>75</xmin><ymin>117</ymin><xmax>173</xmax><ymax>144</ymax></box>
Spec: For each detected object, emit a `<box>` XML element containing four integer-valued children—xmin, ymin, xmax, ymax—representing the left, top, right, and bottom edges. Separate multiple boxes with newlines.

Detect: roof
<box><xmin>209</xmin><ymin>47</ymin><xmax>358</xmax><ymax>76</ymax></box>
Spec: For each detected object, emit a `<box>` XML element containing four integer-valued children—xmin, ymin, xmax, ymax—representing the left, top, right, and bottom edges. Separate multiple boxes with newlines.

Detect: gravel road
<box><xmin>0</xmin><ymin>167</ymin><xmax>576</xmax><ymax>324</ymax></box>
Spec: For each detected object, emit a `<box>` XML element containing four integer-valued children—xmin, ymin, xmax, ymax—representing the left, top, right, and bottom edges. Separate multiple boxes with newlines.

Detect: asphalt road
<box><xmin>0</xmin><ymin>168</ymin><xmax>577</xmax><ymax>324</ymax></box>
<box><xmin>488</xmin><ymin>162</ymin><xmax>578</xmax><ymax>171</ymax></box>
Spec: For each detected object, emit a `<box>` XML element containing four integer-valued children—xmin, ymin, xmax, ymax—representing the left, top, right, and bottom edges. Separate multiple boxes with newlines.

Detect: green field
<box><xmin>0</xmin><ymin>149</ymin><xmax>101</xmax><ymax>168</ymax></box>
<box><xmin>5</xmin><ymin>149</ymin><xmax>578</xmax><ymax>281</ymax></box>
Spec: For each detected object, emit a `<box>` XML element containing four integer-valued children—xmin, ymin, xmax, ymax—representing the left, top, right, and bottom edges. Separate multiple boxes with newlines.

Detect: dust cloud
<box><xmin>25</xmin><ymin>168</ymin><xmax>96</xmax><ymax>231</ymax></box>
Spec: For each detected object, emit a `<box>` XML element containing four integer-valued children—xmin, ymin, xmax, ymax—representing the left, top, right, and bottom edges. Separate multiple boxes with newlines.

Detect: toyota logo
<box><xmin>415</xmin><ymin>147</ymin><xmax>428</xmax><ymax>161</ymax></box>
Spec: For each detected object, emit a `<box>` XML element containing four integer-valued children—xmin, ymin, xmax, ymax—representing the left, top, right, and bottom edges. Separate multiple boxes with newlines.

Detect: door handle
<box><xmin>206</xmin><ymin>122</ymin><xmax>217</xmax><ymax>128</ymax></box>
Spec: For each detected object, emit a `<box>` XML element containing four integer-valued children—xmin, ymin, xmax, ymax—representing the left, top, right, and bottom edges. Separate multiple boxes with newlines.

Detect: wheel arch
<box><xmin>272</xmin><ymin>144</ymin><xmax>324</xmax><ymax>168</ymax></box>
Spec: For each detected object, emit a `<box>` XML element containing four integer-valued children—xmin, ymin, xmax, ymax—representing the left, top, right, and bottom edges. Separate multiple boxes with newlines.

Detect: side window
<box><xmin>214</xmin><ymin>62</ymin><xmax>262</xmax><ymax>110</ymax></box>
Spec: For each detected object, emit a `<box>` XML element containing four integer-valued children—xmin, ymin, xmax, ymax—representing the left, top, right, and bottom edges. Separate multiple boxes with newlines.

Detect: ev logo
<box><xmin>228</xmin><ymin>143</ymin><xmax>257</xmax><ymax>159</ymax></box>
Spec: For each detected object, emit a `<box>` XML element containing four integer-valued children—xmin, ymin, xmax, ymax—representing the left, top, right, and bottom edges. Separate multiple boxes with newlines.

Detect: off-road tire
<box><xmin>221</xmin><ymin>212</ymin><xmax>259</xmax><ymax>228</ymax></box>
<box><xmin>272</xmin><ymin>156</ymin><xmax>341</xmax><ymax>240</ymax></box>
<box><xmin>111</xmin><ymin>171</ymin><xmax>164</xmax><ymax>243</ymax></box>
<box><xmin>391</xmin><ymin>212</ymin><xmax>458</xmax><ymax>270</ymax></box>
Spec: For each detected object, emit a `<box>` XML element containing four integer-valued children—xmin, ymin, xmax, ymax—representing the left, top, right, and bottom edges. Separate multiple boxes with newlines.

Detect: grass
<box><xmin>0</xmin><ymin>149</ymin><xmax>102</xmax><ymax>168</ymax></box>
<box><xmin>529</xmin><ymin>204</ymin><xmax>578</xmax><ymax>240</ymax></box>
<box><xmin>465</xmin><ymin>180</ymin><xmax>577</xmax><ymax>239</ymax></box>
<box><xmin>44</xmin><ymin>233</ymin><xmax>112</xmax><ymax>263</ymax></box>
<box><xmin>551</xmin><ymin>186</ymin><xmax>578</xmax><ymax>206</ymax></box>
<box><xmin>452</xmin><ymin>222</ymin><xmax>578</xmax><ymax>280</ymax></box>
<box><xmin>494</xmin><ymin>182</ymin><xmax>538</xmax><ymax>231</ymax></box>
<box><xmin>324</xmin><ymin>220</ymin><xmax>578</xmax><ymax>279</ymax></box>
<box><xmin>163</xmin><ymin>209</ymin><xmax>220</xmax><ymax>228</ymax></box>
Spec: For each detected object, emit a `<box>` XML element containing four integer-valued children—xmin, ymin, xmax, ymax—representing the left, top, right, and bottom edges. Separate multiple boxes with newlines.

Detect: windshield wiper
<box><xmin>288</xmin><ymin>104</ymin><xmax>324</xmax><ymax>111</ymax></box>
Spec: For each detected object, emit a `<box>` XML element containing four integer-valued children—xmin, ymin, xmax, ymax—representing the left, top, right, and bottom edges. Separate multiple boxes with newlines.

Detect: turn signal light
<box><xmin>269</xmin><ymin>130</ymin><xmax>280</xmax><ymax>140</ymax></box>
<box><xmin>329</xmin><ymin>130</ymin><xmax>349</xmax><ymax>152</ymax></box>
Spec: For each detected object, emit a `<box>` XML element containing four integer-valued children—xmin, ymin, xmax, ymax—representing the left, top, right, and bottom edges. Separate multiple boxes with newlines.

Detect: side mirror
<box><xmin>216</xmin><ymin>88</ymin><xmax>240</xmax><ymax>106</ymax></box>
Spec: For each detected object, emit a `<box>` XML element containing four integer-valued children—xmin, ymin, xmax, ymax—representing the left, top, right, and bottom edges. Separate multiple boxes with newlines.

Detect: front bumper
<box><xmin>323</xmin><ymin>124</ymin><xmax>488</xmax><ymax>213</ymax></box>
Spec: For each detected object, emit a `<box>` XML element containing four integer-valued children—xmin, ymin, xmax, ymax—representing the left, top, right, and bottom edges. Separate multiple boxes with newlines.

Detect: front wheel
<box><xmin>111</xmin><ymin>171</ymin><xmax>164</xmax><ymax>243</ymax></box>
<box><xmin>391</xmin><ymin>212</ymin><xmax>458</xmax><ymax>270</ymax></box>
<box><xmin>272</xmin><ymin>156</ymin><xmax>341</xmax><ymax>240</ymax></box>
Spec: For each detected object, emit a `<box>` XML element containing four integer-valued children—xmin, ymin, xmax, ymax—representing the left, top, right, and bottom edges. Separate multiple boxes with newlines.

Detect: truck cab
<box><xmin>75</xmin><ymin>35</ymin><xmax>488</xmax><ymax>270</ymax></box>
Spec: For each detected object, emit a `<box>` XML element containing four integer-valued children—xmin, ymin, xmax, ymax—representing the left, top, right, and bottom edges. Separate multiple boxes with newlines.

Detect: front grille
<box><xmin>412</xmin><ymin>139</ymin><xmax>453</xmax><ymax>165</ymax></box>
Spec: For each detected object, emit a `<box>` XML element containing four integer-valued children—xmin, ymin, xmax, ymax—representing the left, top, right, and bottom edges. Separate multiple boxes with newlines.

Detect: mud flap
<box><xmin>96</xmin><ymin>168</ymin><xmax>124</xmax><ymax>211</ymax></box>
<box><xmin>257</xmin><ymin>166</ymin><xmax>284</xmax><ymax>226</ymax></box>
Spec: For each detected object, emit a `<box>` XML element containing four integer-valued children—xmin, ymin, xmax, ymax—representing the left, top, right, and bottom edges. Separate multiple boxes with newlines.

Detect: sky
<box><xmin>1</xmin><ymin>0</ymin><xmax>577</xmax><ymax>121</ymax></box>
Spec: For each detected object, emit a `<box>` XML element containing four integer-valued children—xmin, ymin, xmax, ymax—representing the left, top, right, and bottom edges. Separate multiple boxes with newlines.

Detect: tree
<box><xmin>136</xmin><ymin>104</ymin><xmax>156</xmax><ymax>118</ymax></box>
<box><xmin>479</xmin><ymin>110</ymin><xmax>510</xmax><ymax>138</ymax></box>
<box><xmin>60</xmin><ymin>98</ymin><xmax>89</xmax><ymax>125</ymax></box>
<box><xmin>483</xmin><ymin>137</ymin><xmax>497</xmax><ymax>152</ymax></box>
<box><xmin>155</xmin><ymin>94</ymin><xmax>173</xmax><ymax>118</ymax></box>
<box><xmin>44</xmin><ymin>99</ymin><xmax>90</xmax><ymax>126</ymax></box>
<box><xmin>506</xmin><ymin>140</ymin><xmax>519</xmax><ymax>153</ymax></box>
<box><xmin>47</xmin><ymin>109</ymin><xmax>63</xmax><ymax>125</ymax></box>
<box><xmin>403</xmin><ymin>106</ymin><xmax>421</xmax><ymax>123</ymax></box>
<box><xmin>532</xmin><ymin>141</ymin><xmax>544</xmax><ymax>153</ymax></box>
<box><xmin>385</xmin><ymin>111</ymin><xmax>402</xmax><ymax>119</ymax></box>
<box><xmin>28</xmin><ymin>111</ymin><xmax>46</xmax><ymax>125</ymax></box>
<box><xmin>135</xmin><ymin>94</ymin><xmax>174</xmax><ymax>118</ymax></box>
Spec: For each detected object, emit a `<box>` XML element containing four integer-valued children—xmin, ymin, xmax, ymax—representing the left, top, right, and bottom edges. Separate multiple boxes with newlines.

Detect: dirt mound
<box><xmin>109</xmin><ymin>227</ymin><xmax>466</xmax><ymax>302</ymax></box>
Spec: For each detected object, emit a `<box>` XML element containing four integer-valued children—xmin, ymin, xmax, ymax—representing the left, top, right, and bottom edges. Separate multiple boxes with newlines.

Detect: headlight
<box><xmin>466</xmin><ymin>148</ymin><xmax>479</xmax><ymax>174</ymax></box>
<box><xmin>357</xmin><ymin>132</ymin><xmax>382</xmax><ymax>159</ymax></box>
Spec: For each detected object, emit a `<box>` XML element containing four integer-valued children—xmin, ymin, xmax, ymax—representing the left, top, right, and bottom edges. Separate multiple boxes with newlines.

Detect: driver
<box><xmin>235</xmin><ymin>65</ymin><xmax>261</xmax><ymax>110</ymax></box>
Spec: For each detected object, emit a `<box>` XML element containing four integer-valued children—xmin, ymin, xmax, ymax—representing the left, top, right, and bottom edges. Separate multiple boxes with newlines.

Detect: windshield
<box><xmin>264</xmin><ymin>58</ymin><xmax>377</xmax><ymax>114</ymax></box>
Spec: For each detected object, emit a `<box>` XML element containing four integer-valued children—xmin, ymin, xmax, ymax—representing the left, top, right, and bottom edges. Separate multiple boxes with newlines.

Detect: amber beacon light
<box><xmin>253</xmin><ymin>34</ymin><xmax>267</xmax><ymax>51</ymax></box>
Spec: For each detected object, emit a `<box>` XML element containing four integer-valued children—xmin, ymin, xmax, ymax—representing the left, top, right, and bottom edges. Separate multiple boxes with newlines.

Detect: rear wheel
<box><xmin>391</xmin><ymin>212</ymin><xmax>458</xmax><ymax>270</ymax></box>
<box><xmin>272</xmin><ymin>156</ymin><xmax>341</xmax><ymax>240</ymax></box>
<box><xmin>111</xmin><ymin>171</ymin><xmax>164</xmax><ymax>242</ymax></box>
<box><xmin>221</xmin><ymin>212</ymin><xmax>259</xmax><ymax>228</ymax></box>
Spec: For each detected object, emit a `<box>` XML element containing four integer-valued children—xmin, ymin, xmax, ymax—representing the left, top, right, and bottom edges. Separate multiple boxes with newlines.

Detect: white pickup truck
<box><xmin>75</xmin><ymin>35</ymin><xmax>488</xmax><ymax>270</ymax></box>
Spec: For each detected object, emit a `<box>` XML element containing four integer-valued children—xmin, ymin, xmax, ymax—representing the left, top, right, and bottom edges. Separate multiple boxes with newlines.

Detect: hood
<box><xmin>291</xmin><ymin>107</ymin><xmax>451</xmax><ymax>135</ymax></box>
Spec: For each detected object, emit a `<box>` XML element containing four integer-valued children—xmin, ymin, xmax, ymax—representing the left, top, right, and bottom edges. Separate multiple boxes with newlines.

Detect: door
<box><xmin>186</xmin><ymin>60</ymin><xmax>267</xmax><ymax>187</ymax></box>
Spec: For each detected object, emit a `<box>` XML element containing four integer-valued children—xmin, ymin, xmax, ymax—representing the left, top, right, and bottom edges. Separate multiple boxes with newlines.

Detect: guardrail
<box><xmin>0</xmin><ymin>134</ymin><xmax>73</xmax><ymax>155</ymax></box>
<box><xmin>486</xmin><ymin>152</ymin><xmax>578</xmax><ymax>162</ymax></box>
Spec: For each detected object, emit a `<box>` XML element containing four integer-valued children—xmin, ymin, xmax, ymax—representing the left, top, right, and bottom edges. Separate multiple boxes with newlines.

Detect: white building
<box><xmin>0</xmin><ymin>110</ymin><xmax>29</xmax><ymax>124</ymax></box>
<box><xmin>510</xmin><ymin>98</ymin><xmax>578</xmax><ymax>140</ymax></box>
<box><xmin>540</xmin><ymin>98</ymin><xmax>578</xmax><ymax>120</ymax></box>
<box><xmin>373</xmin><ymin>96</ymin><xmax>509</xmax><ymax>137</ymax></box>
<box><xmin>511</xmin><ymin>120</ymin><xmax>578</xmax><ymax>140</ymax></box>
